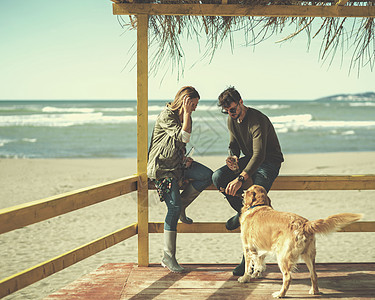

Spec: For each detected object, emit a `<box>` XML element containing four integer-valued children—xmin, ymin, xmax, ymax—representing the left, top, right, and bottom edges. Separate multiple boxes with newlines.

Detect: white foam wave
<box><xmin>22</xmin><ymin>138</ymin><xmax>37</xmax><ymax>143</ymax></box>
<box><xmin>349</xmin><ymin>102</ymin><xmax>375</xmax><ymax>107</ymax></box>
<box><xmin>0</xmin><ymin>113</ymin><xmax>160</xmax><ymax>127</ymax></box>
<box><xmin>99</xmin><ymin>107</ymin><xmax>134</xmax><ymax>112</ymax></box>
<box><xmin>148</xmin><ymin>105</ymin><xmax>164</xmax><ymax>112</ymax></box>
<box><xmin>271</xmin><ymin>114</ymin><xmax>313</xmax><ymax>123</ymax></box>
<box><xmin>0</xmin><ymin>138</ymin><xmax>37</xmax><ymax>147</ymax></box>
<box><xmin>196</xmin><ymin>104</ymin><xmax>221</xmax><ymax>112</ymax></box>
<box><xmin>42</xmin><ymin>106</ymin><xmax>95</xmax><ymax>113</ymax></box>
<box><xmin>303</xmin><ymin>120</ymin><xmax>375</xmax><ymax>129</ymax></box>
<box><xmin>253</xmin><ymin>104</ymin><xmax>290</xmax><ymax>110</ymax></box>
<box><xmin>0</xmin><ymin>139</ymin><xmax>14</xmax><ymax>147</ymax></box>
<box><xmin>342</xmin><ymin>130</ymin><xmax>355</xmax><ymax>135</ymax></box>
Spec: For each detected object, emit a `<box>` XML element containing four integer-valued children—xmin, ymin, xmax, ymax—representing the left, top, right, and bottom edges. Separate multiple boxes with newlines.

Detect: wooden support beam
<box><xmin>113</xmin><ymin>3</ymin><xmax>375</xmax><ymax>18</ymax></box>
<box><xmin>136</xmin><ymin>13</ymin><xmax>149</xmax><ymax>268</ymax></box>
<box><xmin>0</xmin><ymin>224</ymin><xmax>137</xmax><ymax>299</ymax></box>
<box><xmin>0</xmin><ymin>176</ymin><xmax>138</xmax><ymax>235</ymax></box>
<box><xmin>148</xmin><ymin>221</ymin><xmax>375</xmax><ymax>233</ymax></box>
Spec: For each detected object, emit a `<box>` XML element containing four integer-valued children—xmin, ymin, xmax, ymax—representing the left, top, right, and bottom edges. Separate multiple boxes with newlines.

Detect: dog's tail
<box><xmin>304</xmin><ymin>213</ymin><xmax>362</xmax><ymax>235</ymax></box>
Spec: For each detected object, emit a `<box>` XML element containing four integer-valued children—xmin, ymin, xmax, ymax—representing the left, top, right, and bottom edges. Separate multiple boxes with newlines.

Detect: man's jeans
<box><xmin>212</xmin><ymin>157</ymin><xmax>280</xmax><ymax>213</ymax></box>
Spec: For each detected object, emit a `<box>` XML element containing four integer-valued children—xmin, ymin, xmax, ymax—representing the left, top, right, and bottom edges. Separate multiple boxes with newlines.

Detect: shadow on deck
<box><xmin>44</xmin><ymin>263</ymin><xmax>375</xmax><ymax>299</ymax></box>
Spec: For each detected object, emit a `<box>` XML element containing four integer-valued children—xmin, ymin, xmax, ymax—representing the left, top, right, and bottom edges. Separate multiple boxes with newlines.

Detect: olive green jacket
<box><xmin>147</xmin><ymin>106</ymin><xmax>188</xmax><ymax>180</ymax></box>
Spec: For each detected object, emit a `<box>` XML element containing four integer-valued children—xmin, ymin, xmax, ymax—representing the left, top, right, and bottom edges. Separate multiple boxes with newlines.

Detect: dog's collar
<box><xmin>248</xmin><ymin>204</ymin><xmax>267</xmax><ymax>210</ymax></box>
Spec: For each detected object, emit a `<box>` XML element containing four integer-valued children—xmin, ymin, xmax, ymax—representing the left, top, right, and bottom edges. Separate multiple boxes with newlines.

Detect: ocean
<box><xmin>0</xmin><ymin>99</ymin><xmax>374</xmax><ymax>158</ymax></box>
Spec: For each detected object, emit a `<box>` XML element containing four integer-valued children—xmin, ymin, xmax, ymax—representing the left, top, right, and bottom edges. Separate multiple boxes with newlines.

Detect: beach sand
<box><xmin>1</xmin><ymin>152</ymin><xmax>374</xmax><ymax>299</ymax></box>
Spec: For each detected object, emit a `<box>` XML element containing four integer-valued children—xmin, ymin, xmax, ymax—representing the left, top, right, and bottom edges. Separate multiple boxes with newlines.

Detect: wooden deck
<box><xmin>44</xmin><ymin>263</ymin><xmax>375</xmax><ymax>299</ymax></box>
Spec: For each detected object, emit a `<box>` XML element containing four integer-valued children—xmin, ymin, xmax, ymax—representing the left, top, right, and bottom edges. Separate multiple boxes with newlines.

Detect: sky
<box><xmin>0</xmin><ymin>0</ymin><xmax>374</xmax><ymax>101</ymax></box>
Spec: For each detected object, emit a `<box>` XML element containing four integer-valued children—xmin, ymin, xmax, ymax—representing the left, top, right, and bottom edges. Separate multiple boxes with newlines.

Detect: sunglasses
<box><xmin>221</xmin><ymin>103</ymin><xmax>239</xmax><ymax>114</ymax></box>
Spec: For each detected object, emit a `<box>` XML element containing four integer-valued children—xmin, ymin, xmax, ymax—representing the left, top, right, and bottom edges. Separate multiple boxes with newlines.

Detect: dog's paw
<box><xmin>250</xmin><ymin>269</ymin><xmax>264</xmax><ymax>278</ymax></box>
<box><xmin>272</xmin><ymin>291</ymin><xmax>285</xmax><ymax>298</ymax></box>
<box><xmin>309</xmin><ymin>288</ymin><xmax>322</xmax><ymax>295</ymax></box>
<box><xmin>238</xmin><ymin>275</ymin><xmax>251</xmax><ymax>283</ymax></box>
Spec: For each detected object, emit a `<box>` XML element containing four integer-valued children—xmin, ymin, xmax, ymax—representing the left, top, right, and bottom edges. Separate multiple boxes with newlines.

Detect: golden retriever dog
<box><xmin>238</xmin><ymin>185</ymin><xmax>362</xmax><ymax>298</ymax></box>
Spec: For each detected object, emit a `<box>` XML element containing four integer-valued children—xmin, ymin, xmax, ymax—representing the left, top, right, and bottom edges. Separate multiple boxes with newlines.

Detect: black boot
<box><xmin>225</xmin><ymin>212</ymin><xmax>240</xmax><ymax>230</ymax></box>
<box><xmin>233</xmin><ymin>255</ymin><xmax>245</xmax><ymax>276</ymax></box>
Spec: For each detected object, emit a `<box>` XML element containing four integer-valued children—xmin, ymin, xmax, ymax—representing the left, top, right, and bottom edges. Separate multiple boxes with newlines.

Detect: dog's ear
<box><xmin>243</xmin><ymin>189</ymin><xmax>256</xmax><ymax>207</ymax></box>
<box><xmin>252</xmin><ymin>185</ymin><xmax>270</xmax><ymax>206</ymax></box>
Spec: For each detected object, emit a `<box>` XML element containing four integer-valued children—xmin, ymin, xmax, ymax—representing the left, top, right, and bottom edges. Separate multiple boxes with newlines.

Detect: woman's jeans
<box><xmin>164</xmin><ymin>161</ymin><xmax>213</xmax><ymax>231</ymax></box>
<box><xmin>212</xmin><ymin>157</ymin><xmax>280</xmax><ymax>213</ymax></box>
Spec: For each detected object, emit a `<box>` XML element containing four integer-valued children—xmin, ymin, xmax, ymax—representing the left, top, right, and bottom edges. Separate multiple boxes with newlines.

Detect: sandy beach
<box><xmin>1</xmin><ymin>152</ymin><xmax>374</xmax><ymax>299</ymax></box>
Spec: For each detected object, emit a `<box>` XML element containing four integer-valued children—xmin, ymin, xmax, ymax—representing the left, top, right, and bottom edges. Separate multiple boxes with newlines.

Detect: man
<box><xmin>212</xmin><ymin>86</ymin><xmax>284</xmax><ymax>276</ymax></box>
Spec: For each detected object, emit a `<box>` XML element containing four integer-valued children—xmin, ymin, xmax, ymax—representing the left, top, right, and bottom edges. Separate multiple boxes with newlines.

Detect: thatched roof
<box><xmin>113</xmin><ymin>0</ymin><xmax>375</xmax><ymax>76</ymax></box>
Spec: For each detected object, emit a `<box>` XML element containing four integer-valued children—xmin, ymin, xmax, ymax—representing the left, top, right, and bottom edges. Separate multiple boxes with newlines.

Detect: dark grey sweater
<box><xmin>228</xmin><ymin>107</ymin><xmax>284</xmax><ymax>176</ymax></box>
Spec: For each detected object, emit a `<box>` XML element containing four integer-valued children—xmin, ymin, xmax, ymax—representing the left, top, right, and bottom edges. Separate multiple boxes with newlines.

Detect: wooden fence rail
<box><xmin>0</xmin><ymin>223</ymin><xmax>137</xmax><ymax>298</ymax></box>
<box><xmin>148</xmin><ymin>175</ymin><xmax>375</xmax><ymax>191</ymax></box>
<box><xmin>0</xmin><ymin>175</ymin><xmax>138</xmax><ymax>235</ymax></box>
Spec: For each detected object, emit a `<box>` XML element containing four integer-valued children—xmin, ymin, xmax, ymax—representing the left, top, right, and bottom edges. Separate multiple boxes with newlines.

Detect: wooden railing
<box><xmin>0</xmin><ymin>174</ymin><xmax>374</xmax><ymax>298</ymax></box>
<box><xmin>0</xmin><ymin>175</ymin><xmax>138</xmax><ymax>298</ymax></box>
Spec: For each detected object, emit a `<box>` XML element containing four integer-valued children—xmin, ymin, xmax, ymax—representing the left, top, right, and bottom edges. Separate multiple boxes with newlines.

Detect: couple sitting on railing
<box><xmin>147</xmin><ymin>86</ymin><xmax>284</xmax><ymax>275</ymax></box>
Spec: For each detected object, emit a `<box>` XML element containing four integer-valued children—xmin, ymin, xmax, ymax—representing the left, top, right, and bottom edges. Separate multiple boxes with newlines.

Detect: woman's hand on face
<box><xmin>183</xmin><ymin>96</ymin><xmax>194</xmax><ymax>114</ymax></box>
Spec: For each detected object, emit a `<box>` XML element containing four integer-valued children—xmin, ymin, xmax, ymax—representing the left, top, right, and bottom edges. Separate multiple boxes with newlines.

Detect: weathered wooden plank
<box><xmin>113</xmin><ymin>3</ymin><xmax>375</xmax><ymax>18</ymax></box>
<box><xmin>0</xmin><ymin>224</ymin><xmax>137</xmax><ymax>299</ymax></box>
<box><xmin>44</xmin><ymin>263</ymin><xmax>375</xmax><ymax>300</ymax></box>
<box><xmin>148</xmin><ymin>221</ymin><xmax>374</xmax><ymax>233</ymax></box>
<box><xmin>44</xmin><ymin>263</ymin><xmax>133</xmax><ymax>299</ymax></box>
<box><xmin>148</xmin><ymin>175</ymin><xmax>375</xmax><ymax>191</ymax></box>
<box><xmin>0</xmin><ymin>175</ymin><xmax>138</xmax><ymax>234</ymax></box>
<box><xmin>272</xmin><ymin>175</ymin><xmax>375</xmax><ymax>190</ymax></box>
<box><xmin>137</xmin><ymin>13</ymin><xmax>149</xmax><ymax>268</ymax></box>
<box><xmin>338</xmin><ymin>221</ymin><xmax>375</xmax><ymax>232</ymax></box>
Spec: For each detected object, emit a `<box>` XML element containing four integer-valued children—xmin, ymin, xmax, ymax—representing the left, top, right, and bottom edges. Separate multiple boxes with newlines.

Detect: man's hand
<box><xmin>225</xmin><ymin>178</ymin><xmax>242</xmax><ymax>196</ymax></box>
<box><xmin>226</xmin><ymin>156</ymin><xmax>239</xmax><ymax>172</ymax></box>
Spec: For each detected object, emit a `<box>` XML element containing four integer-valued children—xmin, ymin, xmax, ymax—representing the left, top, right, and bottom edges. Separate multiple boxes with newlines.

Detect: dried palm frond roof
<box><xmin>112</xmin><ymin>0</ymin><xmax>375</xmax><ymax>76</ymax></box>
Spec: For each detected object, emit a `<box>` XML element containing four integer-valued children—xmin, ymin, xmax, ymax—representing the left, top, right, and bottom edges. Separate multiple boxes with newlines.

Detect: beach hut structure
<box><xmin>1</xmin><ymin>0</ymin><xmax>375</xmax><ymax>298</ymax></box>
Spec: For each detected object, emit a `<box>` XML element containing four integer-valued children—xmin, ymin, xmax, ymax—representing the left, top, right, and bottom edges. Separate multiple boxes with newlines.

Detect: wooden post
<box><xmin>137</xmin><ymin>13</ymin><xmax>149</xmax><ymax>267</ymax></box>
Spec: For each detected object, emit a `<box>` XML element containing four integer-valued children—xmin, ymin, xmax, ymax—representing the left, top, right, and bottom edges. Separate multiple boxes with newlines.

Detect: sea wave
<box><xmin>99</xmin><ymin>107</ymin><xmax>134</xmax><ymax>112</ymax></box>
<box><xmin>302</xmin><ymin>120</ymin><xmax>375</xmax><ymax>128</ymax></box>
<box><xmin>0</xmin><ymin>138</ymin><xmax>37</xmax><ymax>147</ymax></box>
<box><xmin>1</xmin><ymin>111</ymin><xmax>375</xmax><ymax>130</ymax></box>
<box><xmin>0</xmin><ymin>113</ymin><xmax>160</xmax><ymax>127</ymax></box>
<box><xmin>271</xmin><ymin>114</ymin><xmax>313</xmax><ymax>123</ymax></box>
<box><xmin>253</xmin><ymin>104</ymin><xmax>291</xmax><ymax>110</ymax></box>
<box><xmin>349</xmin><ymin>102</ymin><xmax>375</xmax><ymax>107</ymax></box>
<box><xmin>22</xmin><ymin>138</ymin><xmax>37</xmax><ymax>143</ymax></box>
<box><xmin>42</xmin><ymin>106</ymin><xmax>95</xmax><ymax>113</ymax></box>
<box><xmin>0</xmin><ymin>139</ymin><xmax>14</xmax><ymax>147</ymax></box>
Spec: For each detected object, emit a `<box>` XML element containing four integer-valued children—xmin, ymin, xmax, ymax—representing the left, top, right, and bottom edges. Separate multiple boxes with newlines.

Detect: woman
<box><xmin>147</xmin><ymin>86</ymin><xmax>213</xmax><ymax>273</ymax></box>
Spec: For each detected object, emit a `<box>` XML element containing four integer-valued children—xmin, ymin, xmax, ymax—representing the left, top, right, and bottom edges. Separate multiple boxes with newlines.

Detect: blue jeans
<box><xmin>212</xmin><ymin>157</ymin><xmax>280</xmax><ymax>213</ymax></box>
<box><xmin>163</xmin><ymin>161</ymin><xmax>213</xmax><ymax>231</ymax></box>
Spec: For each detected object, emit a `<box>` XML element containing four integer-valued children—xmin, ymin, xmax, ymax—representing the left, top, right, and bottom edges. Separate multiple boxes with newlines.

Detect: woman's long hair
<box><xmin>168</xmin><ymin>86</ymin><xmax>200</xmax><ymax>111</ymax></box>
